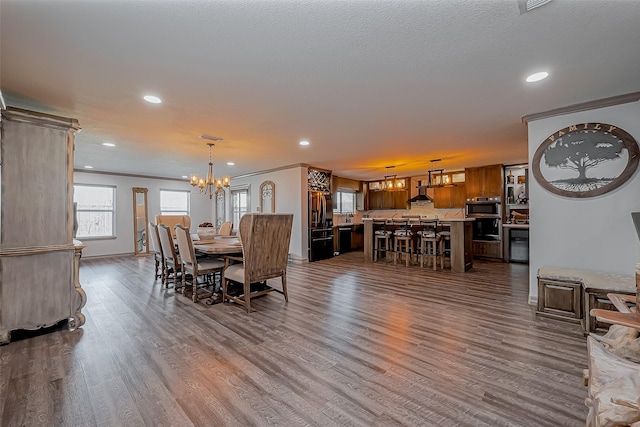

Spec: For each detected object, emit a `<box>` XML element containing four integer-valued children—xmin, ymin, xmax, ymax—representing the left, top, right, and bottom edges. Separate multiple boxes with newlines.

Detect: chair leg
<box><xmin>432</xmin><ymin>241</ymin><xmax>437</xmax><ymax>271</ymax></box>
<box><xmin>244</xmin><ymin>281</ymin><xmax>251</xmax><ymax>313</ymax></box>
<box><xmin>222</xmin><ymin>277</ymin><xmax>229</xmax><ymax>301</ymax></box>
<box><xmin>192</xmin><ymin>271</ymin><xmax>199</xmax><ymax>303</ymax></box>
<box><xmin>393</xmin><ymin>240</ymin><xmax>398</xmax><ymax>265</ymax></box>
<box><xmin>282</xmin><ymin>273</ymin><xmax>288</xmax><ymax>302</ymax></box>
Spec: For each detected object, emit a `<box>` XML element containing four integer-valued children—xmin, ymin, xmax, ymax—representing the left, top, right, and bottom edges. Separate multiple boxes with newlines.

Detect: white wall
<box><xmin>229</xmin><ymin>165</ymin><xmax>308</xmax><ymax>261</ymax></box>
<box><xmin>528</xmin><ymin>100</ymin><xmax>640</xmax><ymax>304</ymax></box>
<box><xmin>74</xmin><ymin>171</ymin><xmax>213</xmax><ymax>257</ymax></box>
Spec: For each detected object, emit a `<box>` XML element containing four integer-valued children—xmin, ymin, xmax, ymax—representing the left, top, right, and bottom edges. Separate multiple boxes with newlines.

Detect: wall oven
<box><xmin>466</xmin><ymin>196</ymin><xmax>502</xmax><ymax>242</ymax></box>
<box><xmin>466</xmin><ymin>196</ymin><xmax>501</xmax><ymax>217</ymax></box>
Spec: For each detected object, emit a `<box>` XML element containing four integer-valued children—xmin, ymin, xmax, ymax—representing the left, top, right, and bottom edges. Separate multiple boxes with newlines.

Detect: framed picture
<box><xmin>517</xmin><ymin>175</ymin><xmax>526</xmax><ymax>184</ymax></box>
<box><xmin>532</xmin><ymin>123</ymin><xmax>639</xmax><ymax>198</ymax></box>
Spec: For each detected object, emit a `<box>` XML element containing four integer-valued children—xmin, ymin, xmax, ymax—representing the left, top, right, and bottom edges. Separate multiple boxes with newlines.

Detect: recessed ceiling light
<box><xmin>227</xmin><ymin>162</ymin><xmax>235</xmax><ymax>166</ymax></box>
<box><xmin>299</xmin><ymin>140</ymin><xmax>310</xmax><ymax>146</ymax></box>
<box><xmin>526</xmin><ymin>71</ymin><xmax>549</xmax><ymax>83</ymax></box>
<box><xmin>143</xmin><ymin>95</ymin><xmax>162</xmax><ymax>104</ymax></box>
<box><xmin>181</xmin><ymin>175</ymin><xmax>188</xmax><ymax>179</ymax></box>
<box><xmin>102</xmin><ymin>142</ymin><xmax>116</xmax><ymax>147</ymax></box>
<box><xmin>84</xmin><ymin>165</ymin><xmax>94</xmax><ymax>169</ymax></box>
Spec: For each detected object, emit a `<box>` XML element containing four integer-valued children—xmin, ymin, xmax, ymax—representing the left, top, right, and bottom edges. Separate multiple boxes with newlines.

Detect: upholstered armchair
<box><xmin>222</xmin><ymin>214</ymin><xmax>293</xmax><ymax>313</ymax></box>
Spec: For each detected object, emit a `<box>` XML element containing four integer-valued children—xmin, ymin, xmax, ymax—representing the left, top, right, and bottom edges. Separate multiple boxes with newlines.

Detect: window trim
<box><xmin>73</xmin><ymin>183</ymin><xmax>117</xmax><ymax>239</ymax></box>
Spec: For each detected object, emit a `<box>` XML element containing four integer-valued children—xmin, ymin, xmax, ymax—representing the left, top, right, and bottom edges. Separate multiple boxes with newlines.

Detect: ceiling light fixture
<box><xmin>378</xmin><ymin>166</ymin><xmax>405</xmax><ymax>191</ymax></box>
<box><xmin>189</xmin><ymin>136</ymin><xmax>230</xmax><ymax>199</ymax></box>
<box><xmin>299</xmin><ymin>140</ymin><xmax>310</xmax><ymax>146</ymax></box>
<box><xmin>425</xmin><ymin>159</ymin><xmax>454</xmax><ymax>188</ymax></box>
<box><xmin>143</xmin><ymin>95</ymin><xmax>162</xmax><ymax>104</ymax></box>
<box><xmin>84</xmin><ymin>165</ymin><xmax>94</xmax><ymax>169</ymax></box>
<box><xmin>102</xmin><ymin>142</ymin><xmax>115</xmax><ymax>147</ymax></box>
<box><xmin>526</xmin><ymin>71</ymin><xmax>549</xmax><ymax>83</ymax></box>
<box><xmin>227</xmin><ymin>162</ymin><xmax>235</xmax><ymax>166</ymax></box>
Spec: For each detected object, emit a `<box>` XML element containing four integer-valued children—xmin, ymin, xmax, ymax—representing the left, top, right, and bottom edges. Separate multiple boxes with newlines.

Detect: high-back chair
<box><xmin>148</xmin><ymin>222</ymin><xmax>165</xmax><ymax>282</ymax></box>
<box><xmin>175</xmin><ymin>224</ymin><xmax>225</xmax><ymax>303</ymax></box>
<box><xmin>218</xmin><ymin>221</ymin><xmax>233</xmax><ymax>236</ymax></box>
<box><xmin>157</xmin><ymin>223</ymin><xmax>183</xmax><ymax>290</ymax></box>
<box><xmin>222</xmin><ymin>213</ymin><xmax>293</xmax><ymax>313</ymax></box>
<box><xmin>155</xmin><ymin>215</ymin><xmax>191</xmax><ymax>237</ymax></box>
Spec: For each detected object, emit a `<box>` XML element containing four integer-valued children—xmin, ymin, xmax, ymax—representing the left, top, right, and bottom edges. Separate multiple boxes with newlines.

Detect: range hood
<box><xmin>408</xmin><ymin>187</ymin><xmax>434</xmax><ymax>203</ymax></box>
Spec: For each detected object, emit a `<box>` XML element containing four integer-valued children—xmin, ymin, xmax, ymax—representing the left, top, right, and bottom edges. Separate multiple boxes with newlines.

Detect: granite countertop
<box><xmin>503</xmin><ymin>223</ymin><xmax>529</xmax><ymax>229</ymax></box>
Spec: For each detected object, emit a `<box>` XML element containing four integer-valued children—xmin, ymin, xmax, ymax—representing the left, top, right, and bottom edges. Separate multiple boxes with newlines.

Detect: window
<box><xmin>160</xmin><ymin>190</ymin><xmax>190</xmax><ymax>216</ymax></box>
<box><xmin>74</xmin><ymin>184</ymin><xmax>116</xmax><ymax>238</ymax></box>
<box><xmin>334</xmin><ymin>190</ymin><xmax>356</xmax><ymax>214</ymax></box>
<box><xmin>231</xmin><ymin>188</ymin><xmax>249</xmax><ymax>229</ymax></box>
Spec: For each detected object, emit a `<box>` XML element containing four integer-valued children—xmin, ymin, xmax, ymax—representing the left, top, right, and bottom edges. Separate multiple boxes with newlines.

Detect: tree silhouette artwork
<box><xmin>533</xmin><ymin>123</ymin><xmax>639</xmax><ymax>198</ymax></box>
<box><xmin>544</xmin><ymin>131</ymin><xmax>622</xmax><ymax>180</ymax></box>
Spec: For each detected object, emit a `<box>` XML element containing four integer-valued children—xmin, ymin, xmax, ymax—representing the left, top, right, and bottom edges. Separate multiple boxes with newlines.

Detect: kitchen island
<box><xmin>363</xmin><ymin>218</ymin><xmax>475</xmax><ymax>273</ymax></box>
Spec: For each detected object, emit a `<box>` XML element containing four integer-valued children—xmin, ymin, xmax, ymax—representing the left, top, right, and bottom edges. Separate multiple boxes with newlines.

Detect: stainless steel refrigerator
<box><xmin>308</xmin><ymin>191</ymin><xmax>334</xmax><ymax>261</ymax></box>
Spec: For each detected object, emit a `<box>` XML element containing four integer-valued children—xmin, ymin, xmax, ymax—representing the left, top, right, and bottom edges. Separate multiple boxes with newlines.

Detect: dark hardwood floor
<box><xmin>0</xmin><ymin>252</ymin><xmax>588</xmax><ymax>426</ymax></box>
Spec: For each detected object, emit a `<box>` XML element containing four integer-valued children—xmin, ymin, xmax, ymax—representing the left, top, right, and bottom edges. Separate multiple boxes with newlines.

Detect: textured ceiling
<box><xmin>2</xmin><ymin>0</ymin><xmax>640</xmax><ymax>181</ymax></box>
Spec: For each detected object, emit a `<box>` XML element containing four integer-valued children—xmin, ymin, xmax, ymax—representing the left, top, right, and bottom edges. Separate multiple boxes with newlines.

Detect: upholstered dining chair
<box><xmin>148</xmin><ymin>222</ymin><xmax>165</xmax><ymax>282</ymax></box>
<box><xmin>155</xmin><ymin>214</ymin><xmax>191</xmax><ymax>237</ymax></box>
<box><xmin>218</xmin><ymin>221</ymin><xmax>233</xmax><ymax>236</ymax></box>
<box><xmin>157</xmin><ymin>223</ymin><xmax>183</xmax><ymax>290</ymax></box>
<box><xmin>174</xmin><ymin>225</ymin><xmax>225</xmax><ymax>303</ymax></box>
<box><xmin>222</xmin><ymin>213</ymin><xmax>293</xmax><ymax>313</ymax></box>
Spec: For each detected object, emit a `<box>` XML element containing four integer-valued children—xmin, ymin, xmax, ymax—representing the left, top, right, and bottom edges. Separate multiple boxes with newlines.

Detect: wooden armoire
<box><xmin>0</xmin><ymin>107</ymin><xmax>86</xmax><ymax>345</ymax></box>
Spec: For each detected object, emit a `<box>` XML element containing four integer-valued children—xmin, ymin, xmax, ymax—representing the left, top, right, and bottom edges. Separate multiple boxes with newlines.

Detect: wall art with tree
<box><xmin>532</xmin><ymin>123</ymin><xmax>639</xmax><ymax>198</ymax></box>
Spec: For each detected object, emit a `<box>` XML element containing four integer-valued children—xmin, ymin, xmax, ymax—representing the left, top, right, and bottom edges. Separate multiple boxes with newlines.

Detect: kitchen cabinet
<box><xmin>367</xmin><ymin>190</ymin><xmax>408</xmax><ymax>210</ymax></box>
<box><xmin>434</xmin><ymin>183</ymin><xmax>466</xmax><ymax>208</ymax></box>
<box><xmin>465</xmin><ymin>164</ymin><xmax>503</xmax><ymax>198</ymax></box>
<box><xmin>351</xmin><ymin>224</ymin><xmax>364</xmax><ymax>250</ymax></box>
<box><xmin>472</xmin><ymin>241</ymin><xmax>502</xmax><ymax>259</ymax></box>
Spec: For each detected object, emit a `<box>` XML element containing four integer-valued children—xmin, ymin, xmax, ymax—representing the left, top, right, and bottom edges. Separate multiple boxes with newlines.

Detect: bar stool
<box><xmin>438</xmin><ymin>223</ymin><xmax>451</xmax><ymax>269</ymax></box>
<box><xmin>393</xmin><ymin>219</ymin><xmax>413</xmax><ymax>266</ymax></box>
<box><xmin>418</xmin><ymin>219</ymin><xmax>441</xmax><ymax>270</ymax></box>
<box><xmin>373</xmin><ymin>219</ymin><xmax>393</xmax><ymax>262</ymax></box>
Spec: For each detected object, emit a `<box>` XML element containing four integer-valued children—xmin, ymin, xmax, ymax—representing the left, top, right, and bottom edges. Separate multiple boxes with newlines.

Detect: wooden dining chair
<box><xmin>148</xmin><ymin>222</ymin><xmax>164</xmax><ymax>282</ymax></box>
<box><xmin>175</xmin><ymin>225</ymin><xmax>225</xmax><ymax>303</ymax></box>
<box><xmin>222</xmin><ymin>213</ymin><xmax>293</xmax><ymax>313</ymax></box>
<box><xmin>218</xmin><ymin>221</ymin><xmax>233</xmax><ymax>236</ymax></box>
<box><xmin>157</xmin><ymin>223</ymin><xmax>183</xmax><ymax>291</ymax></box>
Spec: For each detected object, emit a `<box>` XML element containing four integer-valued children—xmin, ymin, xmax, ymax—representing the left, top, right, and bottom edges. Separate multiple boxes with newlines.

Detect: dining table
<box><xmin>193</xmin><ymin>236</ymin><xmax>243</xmax><ymax>256</ymax></box>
